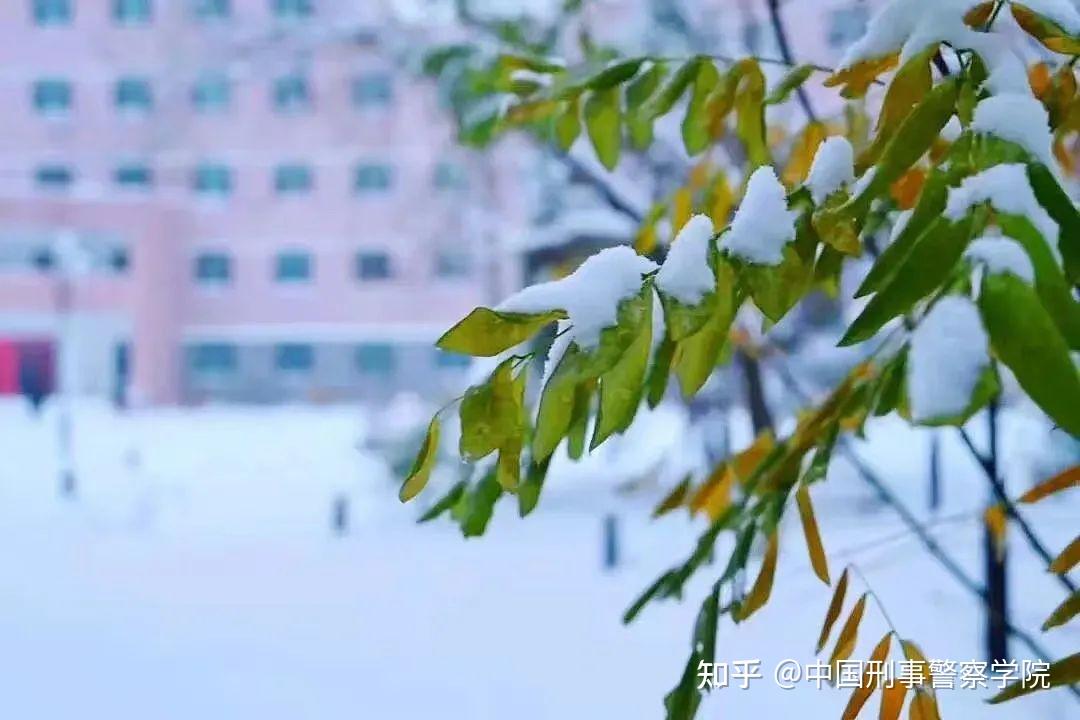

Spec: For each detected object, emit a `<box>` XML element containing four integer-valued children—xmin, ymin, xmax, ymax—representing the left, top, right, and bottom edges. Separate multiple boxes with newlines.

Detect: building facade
<box><xmin>0</xmin><ymin>0</ymin><xmax>530</xmax><ymax>404</ymax></box>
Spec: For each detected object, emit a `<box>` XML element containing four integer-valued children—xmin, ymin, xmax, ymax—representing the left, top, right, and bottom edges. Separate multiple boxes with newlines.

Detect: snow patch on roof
<box><xmin>964</xmin><ymin>234</ymin><xmax>1036</xmax><ymax>283</ymax></box>
<box><xmin>944</xmin><ymin>163</ymin><xmax>1059</xmax><ymax>247</ymax></box>
<box><xmin>656</xmin><ymin>214</ymin><xmax>715</xmax><ymax>305</ymax></box>
<box><xmin>971</xmin><ymin>93</ymin><xmax>1055</xmax><ymax>169</ymax></box>
<box><xmin>498</xmin><ymin>245</ymin><xmax>656</xmax><ymax>349</ymax></box>
<box><xmin>806</xmin><ymin>136</ymin><xmax>856</xmax><ymax>204</ymax></box>
<box><xmin>908</xmin><ymin>295</ymin><xmax>990</xmax><ymax>423</ymax></box>
<box><xmin>719</xmin><ymin>166</ymin><xmax>797</xmax><ymax>266</ymax></box>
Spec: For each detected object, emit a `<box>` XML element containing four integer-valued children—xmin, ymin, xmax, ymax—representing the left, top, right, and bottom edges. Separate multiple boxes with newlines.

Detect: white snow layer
<box><xmin>838</xmin><ymin>0</ymin><xmax>1030</xmax><ymax>97</ymax></box>
<box><xmin>888</xmin><ymin>209</ymin><xmax>915</xmax><ymax>246</ymax></box>
<box><xmin>909</xmin><ymin>296</ymin><xmax>991</xmax><ymax>422</ymax></box>
<box><xmin>971</xmin><ymin>93</ymin><xmax>1056</xmax><ymax>169</ymax></box>
<box><xmin>806</xmin><ymin>136</ymin><xmax>856</xmax><ymax>204</ymax></box>
<box><xmin>944</xmin><ymin>163</ymin><xmax>1059</xmax><ymax>247</ymax></box>
<box><xmin>656</xmin><ymin>214</ymin><xmax>716</xmax><ymax>305</ymax></box>
<box><xmin>1016</xmin><ymin>0</ymin><xmax>1080</xmax><ymax>34</ymax></box>
<box><xmin>964</xmin><ymin>234</ymin><xmax>1036</xmax><ymax>283</ymax></box>
<box><xmin>719</xmin><ymin>166</ymin><xmax>798</xmax><ymax>266</ymax></box>
<box><xmin>498</xmin><ymin>246</ymin><xmax>657</xmax><ymax>349</ymax></box>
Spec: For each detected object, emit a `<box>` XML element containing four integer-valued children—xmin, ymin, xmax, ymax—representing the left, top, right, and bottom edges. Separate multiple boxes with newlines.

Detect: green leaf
<box><xmin>741</xmin><ymin>237</ymin><xmax>814</xmax><ymax>323</ymax></box>
<box><xmin>623</xmin><ymin>570</ymin><xmax>676</xmax><ymax>624</ymax></box>
<box><xmin>495</xmin><ymin>438</ymin><xmax>523</xmax><ymax>491</ymax></box>
<box><xmin>461</xmin><ymin>472</ymin><xmax>503</xmax><ymax>538</ymax></box>
<box><xmin>1027</xmin><ymin>162</ymin><xmax>1080</xmax><ymax>285</ymax></box>
<box><xmin>567</xmin><ymin>380</ymin><xmax>593</xmax><ymax>459</ymax></box>
<box><xmin>858</xmin><ymin>47</ymin><xmax>934</xmax><ymax>171</ymax></box>
<box><xmin>593</xmin><ymin>289</ymin><xmax>654</xmax><ymax>447</ymax></box>
<box><xmin>533</xmin><ymin>343</ymin><xmax>584</xmax><ymax>461</ymax></box>
<box><xmin>850</xmin><ymin>78</ymin><xmax>959</xmax><ymax>219</ymax></box>
<box><xmin>856</xmin><ymin>171</ymin><xmax>949</xmax><ymax>297</ymax></box>
<box><xmin>584</xmin><ymin>58</ymin><xmax>645</xmax><ymax>90</ymax></box>
<box><xmin>496</xmin><ymin>54</ymin><xmax>565</xmax><ymax>75</ymax></box>
<box><xmin>585</xmin><ymin>86</ymin><xmax>622</xmax><ymax>170</ymax></box>
<box><xmin>764</xmin><ymin>64</ymin><xmax>816</xmax><ymax>105</ymax></box>
<box><xmin>646</xmin><ymin>333</ymin><xmax>676</xmax><ymax>407</ymax></box>
<box><xmin>733</xmin><ymin>59</ymin><xmax>769</xmax><ymax>168</ymax></box>
<box><xmin>663</xmin><ymin>583</ymin><xmax>721</xmax><ymax>719</ymax></box>
<box><xmin>840</xmin><ymin>216</ymin><xmax>973</xmax><ymax>346</ymax></box>
<box><xmin>422</xmin><ymin>45</ymin><xmax>474</xmax><ymax>76</ymax></box>
<box><xmin>399</xmin><ymin>417</ymin><xmax>440</xmax><ymax>502</ymax></box>
<box><xmin>554</xmin><ymin>96</ymin><xmax>582</xmax><ymax>151</ymax></box>
<box><xmin>682</xmin><ymin>60</ymin><xmax>721</xmax><ymax>156</ymax></box>
<box><xmin>872</xmin><ymin>349</ymin><xmax>908</xmax><ymax>416</ymax></box>
<box><xmin>917</xmin><ymin>361</ymin><xmax>1000</xmax><ymax>427</ymax></box>
<box><xmin>418</xmin><ymin>480</ymin><xmax>467</xmax><ymax>522</ymax></box>
<box><xmin>659</xmin><ymin>291</ymin><xmax>717</xmax><ymax>341</ymax></box>
<box><xmin>518</xmin><ymin>456</ymin><xmax>551</xmax><ymax>517</ymax></box>
<box><xmin>644</xmin><ymin>57</ymin><xmax>701</xmax><ymax>119</ymax></box>
<box><xmin>979</xmin><ymin>272</ymin><xmax>1080</xmax><ymax>437</ymax></box>
<box><xmin>438</xmin><ymin>307</ymin><xmax>564</xmax><ymax>357</ymax></box>
<box><xmin>625</xmin><ymin>62</ymin><xmax>667</xmax><ymax>149</ymax></box>
<box><xmin>996</xmin><ymin>214</ymin><xmax>1080</xmax><ymax>350</ymax></box>
<box><xmin>458</xmin><ymin>359</ymin><xmax>526</xmax><ymax>461</ymax></box>
<box><xmin>674</xmin><ymin>261</ymin><xmax>738</xmax><ymax>396</ymax></box>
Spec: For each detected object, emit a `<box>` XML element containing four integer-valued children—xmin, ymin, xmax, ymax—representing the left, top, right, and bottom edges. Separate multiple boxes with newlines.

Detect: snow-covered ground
<box><xmin>0</xmin><ymin>398</ymin><xmax>1076</xmax><ymax>719</ymax></box>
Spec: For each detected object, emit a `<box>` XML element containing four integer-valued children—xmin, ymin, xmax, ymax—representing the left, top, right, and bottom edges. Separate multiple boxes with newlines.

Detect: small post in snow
<box><xmin>602</xmin><ymin>514</ymin><xmax>619</xmax><ymax>570</ymax></box>
<box><xmin>332</xmin><ymin>493</ymin><xmax>350</xmax><ymax>536</ymax></box>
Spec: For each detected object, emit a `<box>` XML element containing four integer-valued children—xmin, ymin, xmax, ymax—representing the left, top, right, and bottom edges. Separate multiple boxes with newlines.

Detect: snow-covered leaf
<box><xmin>438</xmin><ymin>307</ymin><xmax>563</xmax><ymax>357</ymax></box>
<box><xmin>1011</xmin><ymin>3</ymin><xmax>1080</xmax><ymax>55</ymax></box>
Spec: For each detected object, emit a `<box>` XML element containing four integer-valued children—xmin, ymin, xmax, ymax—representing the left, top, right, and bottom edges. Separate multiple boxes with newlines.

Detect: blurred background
<box><xmin>0</xmin><ymin>1</ymin><xmax>1076</xmax><ymax>718</ymax></box>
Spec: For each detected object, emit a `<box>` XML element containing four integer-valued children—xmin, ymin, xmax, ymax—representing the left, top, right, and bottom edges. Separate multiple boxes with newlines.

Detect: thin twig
<box><xmin>765</xmin><ymin>0</ymin><xmax>818</xmax><ymax>122</ymax></box>
<box><xmin>957</xmin><ymin>427</ymin><xmax>1078</xmax><ymax>597</ymax></box>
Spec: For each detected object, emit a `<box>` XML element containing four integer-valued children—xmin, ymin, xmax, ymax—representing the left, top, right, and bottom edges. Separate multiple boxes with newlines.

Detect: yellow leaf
<box><xmin>438</xmin><ymin>307</ymin><xmax>564</xmax><ymax>357</ymax></box>
<box><xmin>1019</xmin><ymin>464</ymin><xmax>1080</xmax><ymax>503</ymax></box>
<box><xmin>671</xmin><ymin>187</ymin><xmax>693</xmax><ymax>234</ymax></box>
<box><xmin>1012</xmin><ymin>5</ymin><xmax>1080</xmax><ymax>55</ymax></box>
<box><xmin>1050</xmin><ymin>534</ymin><xmax>1080</xmax><ymax>574</ymax></box>
<box><xmin>495</xmin><ymin>437</ymin><xmax>522</xmax><ymax>490</ymax></box>
<box><xmin>708</xmin><ymin>171</ymin><xmax>734</xmax><ymax>227</ymax></box>
<box><xmin>825</xmin><ymin>54</ymin><xmax>899</xmax><ymax>99</ymax></box>
<box><xmin>984</xmin><ymin>504</ymin><xmax>1008</xmax><ymax>561</ymax></box>
<box><xmin>1030</xmin><ymin>62</ymin><xmax>1053</xmax><ymax>98</ymax></box>
<box><xmin>689</xmin><ymin>160</ymin><xmax>711</xmax><ymax>190</ymax></box>
<box><xmin>652</xmin><ymin>476</ymin><xmax>691</xmax><ymax>518</ymax></box>
<box><xmin>732</xmin><ymin>431</ymin><xmax>775</xmax><ymax>485</ymax></box>
<box><xmin>690</xmin><ymin>465</ymin><xmax>735</xmax><ymax>520</ymax></box>
<box><xmin>635</xmin><ymin>223</ymin><xmax>658</xmax><ymax>255</ymax></box>
<box><xmin>879</xmin><ymin>681</ymin><xmax>908</xmax><ymax>720</ymax></box>
<box><xmin>989</xmin><ymin>652</ymin><xmax>1080</xmax><ymax>703</ymax></box>
<box><xmin>860</xmin><ymin>49</ymin><xmax>934</xmax><ymax>172</ymax></box>
<box><xmin>797</xmin><ymin>485</ymin><xmax>831</xmax><ymax>585</ymax></box>
<box><xmin>399</xmin><ymin>417</ymin><xmax>440</xmax><ymax>502</ymax></box>
<box><xmin>1042</xmin><ymin>590</ymin><xmax>1080</xmax><ymax>630</ymax></box>
<box><xmin>963</xmin><ymin>1</ymin><xmax>996</xmax><ymax>27</ymax></box>
<box><xmin>829</xmin><ymin>594</ymin><xmax>868</xmax><ymax>677</ymax></box>
<box><xmin>889</xmin><ymin>168</ymin><xmax>926</xmax><ymax>210</ymax></box>
<box><xmin>901</xmin><ymin>640</ymin><xmax>933</xmax><ymax>688</ymax></box>
<box><xmin>784</xmin><ymin>121</ymin><xmax>827</xmax><ymax>187</ymax></box>
<box><xmin>817</xmin><ymin>567</ymin><xmax>850</xmax><ymax>653</ymax></box>
<box><xmin>734</xmin><ymin>531</ymin><xmax>779</xmax><ymax>622</ymax></box>
<box><xmin>842</xmin><ymin>633</ymin><xmax>892</xmax><ymax>720</ymax></box>
<box><xmin>908</xmin><ymin>688</ymin><xmax>940</xmax><ymax>720</ymax></box>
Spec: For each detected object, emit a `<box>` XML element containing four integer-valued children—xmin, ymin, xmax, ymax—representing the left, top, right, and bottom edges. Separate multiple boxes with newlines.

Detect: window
<box><xmin>33</xmin><ymin>0</ymin><xmax>71</xmax><ymax>25</ymax></box>
<box><xmin>114</xmin><ymin>0</ymin><xmax>152</xmax><ymax>24</ymax></box>
<box><xmin>33</xmin><ymin>79</ymin><xmax>72</xmax><ymax>115</ymax></box>
<box><xmin>275</xmin><ymin>251</ymin><xmax>312</xmax><ymax>282</ymax></box>
<box><xmin>190</xmin><ymin>343</ymin><xmax>237</xmax><ymax>374</ymax></box>
<box><xmin>115</xmin><ymin>77</ymin><xmax>153</xmax><ymax>114</ymax></box>
<box><xmin>274</xmin><ymin>163</ymin><xmax>312</xmax><ymax>194</ymax></box>
<box><xmin>352</xmin><ymin>73</ymin><xmax>392</xmax><ymax>107</ymax></box>
<box><xmin>434</xmin><ymin>250</ymin><xmax>472</xmax><ymax>279</ymax></box>
<box><xmin>193</xmin><ymin>252</ymin><xmax>231</xmax><ymax>283</ymax></box>
<box><xmin>435</xmin><ymin>349</ymin><xmax>471</xmax><ymax>370</ymax></box>
<box><xmin>272</xmin><ymin>0</ymin><xmax>313</xmax><ymax>20</ymax></box>
<box><xmin>273</xmin><ymin>73</ymin><xmax>310</xmax><ymax>112</ymax></box>
<box><xmin>354</xmin><ymin>163</ymin><xmax>392</xmax><ymax>193</ymax></box>
<box><xmin>193</xmin><ymin>163</ymin><xmax>233</xmax><ymax>197</ymax></box>
<box><xmin>35</xmin><ymin>164</ymin><xmax>73</xmax><ymax>190</ymax></box>
<box><xmin>828</xmin><ymin>6</ymin><xmax>869</xmax><ymax>49</ymax></box>
<box><xmin>356</xmin><ymin>343</ymin><xmax>394</xmax><ymax>375</ymax></box>
<box><xmin>355</xmin><ymin>251</ymin><xmax>390</xmax><ymax>280</ymax></box>
<box><xmin>433</xmin><ymin>161</ymin><xmax>467</xmax><ymax>190</ymax></box>
<box><xmin>275</xmin><ymin>343</ymin><xmax>313</xmax><ymax>372</ymax></box>
<box><xmin>192</xmin><ymin>72</ymin><xmax>231</xmax><ymax>113</ymax></box>
<box><xmin>114</xmin><ymin>163</ymin><xmax>154</xmax><ymax>190</ymax></box>
<box><xmin>192</xmin><ymin>0</ymin><xmax>229</xmax><ymax>20</ymax></box>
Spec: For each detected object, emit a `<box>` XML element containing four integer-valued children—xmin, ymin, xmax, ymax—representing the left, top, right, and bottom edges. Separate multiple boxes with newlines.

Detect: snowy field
<box><xmin>0</xmin><ymin>397</ymin><xmax>1076</xmax><ymax>719</ymax></box>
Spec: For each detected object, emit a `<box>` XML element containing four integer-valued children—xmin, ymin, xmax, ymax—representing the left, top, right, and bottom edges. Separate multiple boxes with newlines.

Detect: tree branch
<box><xmin>559</xmin><ymin>152</ymin><xmax>645</xmax><ymax>223</ymax></box>
<box><xmin>957</xmin><ymin>426</ymin><xmax>1079</xmax><ymax>597</ymax></box>
<box><xmin>765</xmin><ymin>0</ymin><xmax>818</xmax><ymax>122</ymax></box>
